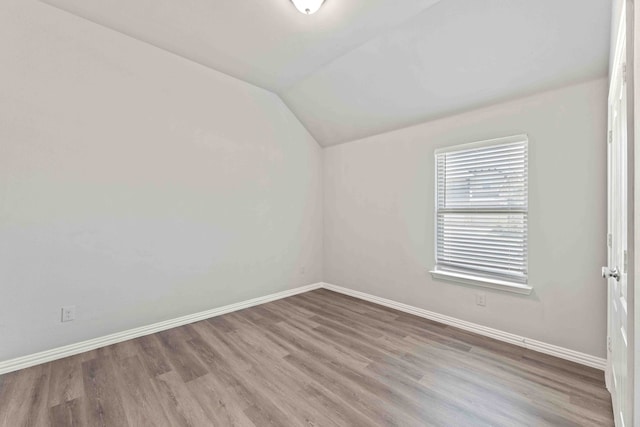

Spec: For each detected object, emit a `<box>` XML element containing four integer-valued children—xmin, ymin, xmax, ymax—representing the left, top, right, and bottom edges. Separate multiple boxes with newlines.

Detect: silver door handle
<box><xmin>602</xmin><ymin>266</ymin><xmax>621</xmax><ymax>281</ymax></box>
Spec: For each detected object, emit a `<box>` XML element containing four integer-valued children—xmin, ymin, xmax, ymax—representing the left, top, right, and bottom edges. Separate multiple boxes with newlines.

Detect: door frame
<box><xmin>630</xmin><ymin>0</ymin><xmax>639</xmax><ymax>423</ymax></box>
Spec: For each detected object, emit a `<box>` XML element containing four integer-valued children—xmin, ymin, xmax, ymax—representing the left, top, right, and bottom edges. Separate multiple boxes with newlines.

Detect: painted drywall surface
<box><xmin>283</xmin><ymin>0</ymin><xmax>611</xmax><ymax>146</ymax></box>
<box><xmin>324</xmin><ymin>79</ymin><xmax>608</xmax><ymax>357</ymax></box>
<box><xmin>0</xmin><ymin>0</ymin><xmax>322</xmax><ymax>361</ymax></box>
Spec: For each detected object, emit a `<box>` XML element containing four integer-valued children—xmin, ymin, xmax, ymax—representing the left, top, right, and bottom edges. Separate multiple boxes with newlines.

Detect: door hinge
<box><xmin>608</xmin><ymin>336</ymin><xmax>612</xmax><ymax>352</ymax></box>
<box><xmin>623</xmin><ymin>63</ymin><xmax>627</xmax><ymax>85</ymax></box>
<box><xmin>624</xmin><ymin>250</ymin><xmax>628</xmax><ymax>273</ymax></box>
<box><xmin>608</xmin><ymin>130</ymin><xmax>613</xmax><ymax>144</ymax></box>
<box><xmin>608</xmin><ymin>233</ymin><xmax>612</xmax><ymax>247</ymax></box>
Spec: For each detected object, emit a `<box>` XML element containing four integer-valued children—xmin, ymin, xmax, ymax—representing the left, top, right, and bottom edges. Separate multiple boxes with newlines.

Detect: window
<box><xmin>430</xmin><ymin>135</ymin><xmax>531</xmax><ymax>294</ymax></box>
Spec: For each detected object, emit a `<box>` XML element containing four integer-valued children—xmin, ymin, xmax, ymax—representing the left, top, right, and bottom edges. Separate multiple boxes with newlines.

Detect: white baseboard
<box><xmin>321</xmin><ymin>283</ymin><xmax>607</xmax><ymax>371</ymax></box>
<box><xmin>0</xmin><ymin>281</ymin><xmax>606</xmax><ymax>375</ymax></box>
<box><xmin>0</xmin><ymin>282</ymin><xmax>323</xmax><ymax>375</ymax></box>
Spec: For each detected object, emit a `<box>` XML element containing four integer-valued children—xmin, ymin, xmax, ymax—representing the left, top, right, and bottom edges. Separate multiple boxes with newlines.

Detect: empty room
<box><xmin>1</xmin><ymin>0</ymin><xmax>638</xmax><ymax>426</ymax></box>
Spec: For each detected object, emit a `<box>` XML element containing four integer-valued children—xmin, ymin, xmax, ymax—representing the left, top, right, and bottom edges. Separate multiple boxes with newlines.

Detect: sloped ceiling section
<box><xmin>39</xmin><ymin>0</ymin><xmax>442</xmax><ymax>91</ymax></box>
<box><xmin>40</xmin><ymin>0</ymin><xmax>611</xmax><ymax>146</ymax></box>
<box><xmin>282</xmin><ymin>0</ymin><xmax>612</xmax><ymax>145</ymax></box>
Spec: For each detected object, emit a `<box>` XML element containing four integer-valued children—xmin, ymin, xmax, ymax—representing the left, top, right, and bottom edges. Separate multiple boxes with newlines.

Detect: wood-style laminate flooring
<box><xmin>0</xmin><ymin>289</ymin><xmax>613</xmax><ymax>426</ymax></box>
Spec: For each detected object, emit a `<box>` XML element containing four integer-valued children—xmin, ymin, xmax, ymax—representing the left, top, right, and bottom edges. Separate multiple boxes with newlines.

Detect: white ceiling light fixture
<box><xmin>290</xmin><ymin>0</ymin><xmax>325</xmax><ymax>15</ymax></box>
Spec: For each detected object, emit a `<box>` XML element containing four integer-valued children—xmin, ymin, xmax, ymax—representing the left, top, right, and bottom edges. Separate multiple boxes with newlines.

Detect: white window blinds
<box><xmin>434</xmin><ymin>135</ymin><xmax>528</xmax><ymax>285</ymax></box>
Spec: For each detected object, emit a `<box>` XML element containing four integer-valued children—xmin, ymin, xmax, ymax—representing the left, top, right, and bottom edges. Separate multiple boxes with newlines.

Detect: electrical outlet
<box><xmin>61</xmin><ymin>305</ymin><xmax>76</xmax><ymax>322</ymax></box>
<box><xmin>475</xmin><ymin>293</ymin><xmax>486</xmax><ymax>307</ymax></box>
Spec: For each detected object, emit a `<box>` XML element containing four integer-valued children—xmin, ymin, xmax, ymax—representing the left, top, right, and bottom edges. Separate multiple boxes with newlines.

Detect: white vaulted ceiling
<box><xmin>41</xmin><ymin>0</ymin><xmax>611</xmax><ymax>146</ymax></box>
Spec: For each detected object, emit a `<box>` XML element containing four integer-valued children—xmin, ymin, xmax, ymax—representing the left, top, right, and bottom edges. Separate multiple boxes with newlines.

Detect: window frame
<box><xmin>429</xmin><ymin>134</ymin><xmax>532</xmax><ymax>295</ymax></box>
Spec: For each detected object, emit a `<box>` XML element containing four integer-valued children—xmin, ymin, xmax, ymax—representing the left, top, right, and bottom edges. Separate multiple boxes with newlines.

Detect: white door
<box><xmin>604</xmin><ymin>5</ymin><xmax>633</xmax><ymax>426</ymax></box>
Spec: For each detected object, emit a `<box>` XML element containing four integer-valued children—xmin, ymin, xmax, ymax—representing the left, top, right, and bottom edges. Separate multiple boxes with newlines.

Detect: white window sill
<box><xmin>429</xmin><ymin>269</ymin><xmax>533</xmax><ymax>295</ymax></box>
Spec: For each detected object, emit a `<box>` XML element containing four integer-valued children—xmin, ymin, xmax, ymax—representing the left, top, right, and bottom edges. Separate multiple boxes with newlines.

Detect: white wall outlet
<box><xmin>61</xmin><ymin>305</ymin><xmax>76</xmax><ymax>322</ymax></box>
<box><xmin>475</xmin><ymin>293</ymin><xmax>487</xmax><ymax>307</ymax></box>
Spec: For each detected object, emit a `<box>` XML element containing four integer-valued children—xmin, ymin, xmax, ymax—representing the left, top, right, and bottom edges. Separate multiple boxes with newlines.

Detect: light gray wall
<box><xmin>324</xmin><ymin>78</ymin><xmax>608</xmax><ymax>357</ymax></box>
<box><xmin>0</xmin><ymin>0</ymin><xmax>322</xmax><ymax>361</ymax></box>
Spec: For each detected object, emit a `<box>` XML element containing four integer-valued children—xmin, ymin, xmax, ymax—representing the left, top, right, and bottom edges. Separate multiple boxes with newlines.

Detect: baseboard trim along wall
<box><xmin>0</xmin><ymin>281</ymin><xmax>606</xmax><ymax>374</ymax></box>
<box><xmin>321</xmin><ymin>283</ymin><xmax>607</xmax><ymax>371</ymax></box>
<box><xmin>0</xmin><ymin>283</ymin><xmax>323</xmax><ymax>375</ymax></box>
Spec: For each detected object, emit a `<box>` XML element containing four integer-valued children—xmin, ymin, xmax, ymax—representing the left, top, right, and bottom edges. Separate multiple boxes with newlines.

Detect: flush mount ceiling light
<box><xmin>290</xmin><ymin>0</ymin><xmax>325</xmax><ymax>15</ymax></box>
